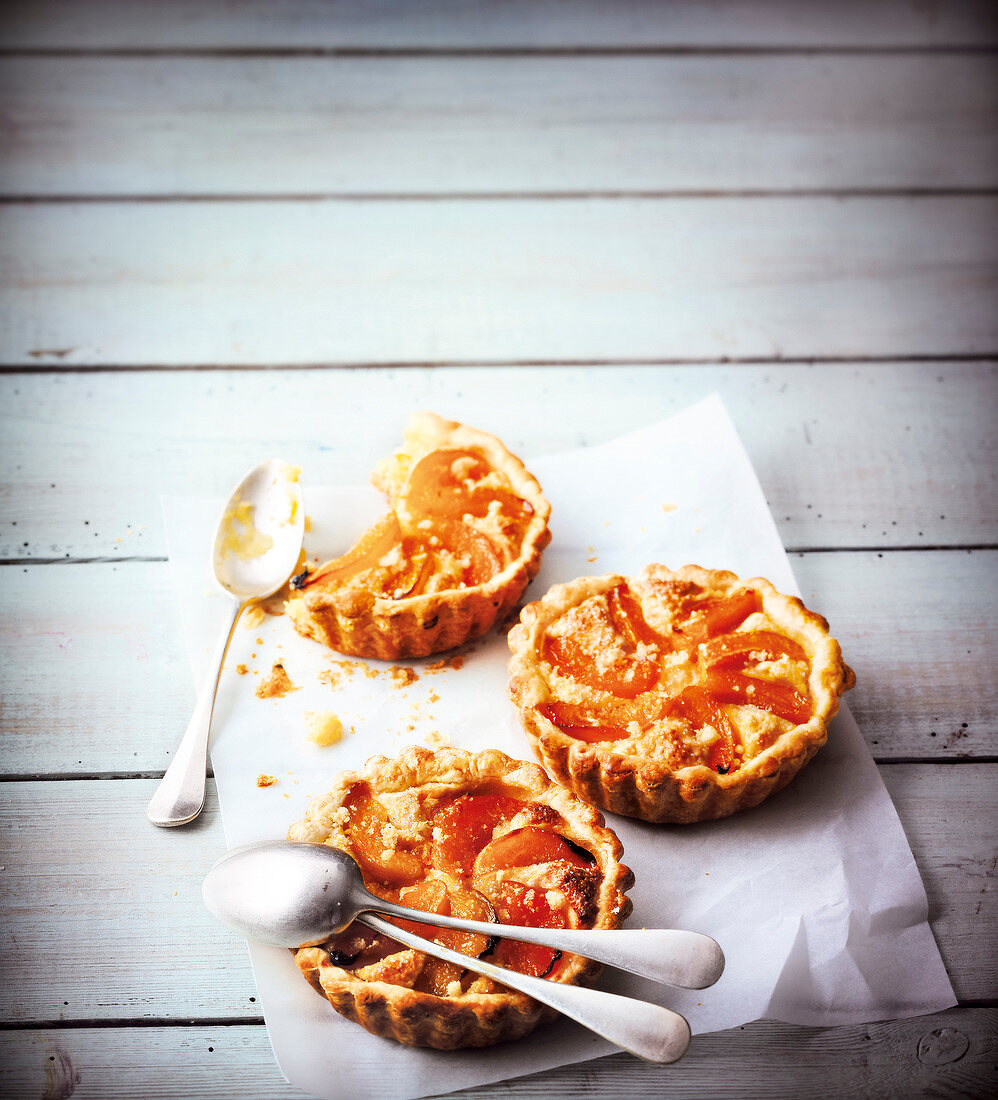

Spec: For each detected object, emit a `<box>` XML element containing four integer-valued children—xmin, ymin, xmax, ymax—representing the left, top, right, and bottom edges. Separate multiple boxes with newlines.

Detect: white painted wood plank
<box><xmin>2</xmin><ymin>364</ymin><xmax>994</xmax><ymax>559</ymax></box>
<box><xmin>3</xmin><ymin>1009</ymin><xmax>996</xmax><ymax>1099</ymax></box>
<box><xmin>0</xmin><ymin>550</ymin><xmax>994</xmax><ymax>776</ymax></box>
<box><xmin>2</xmin><ymin>199</ymin><xmax>996</xmax><ymax>365</ymax></box>
<box><xmin>3</xmin><ymin>54</ymin><xmax>995</xmax><ymax>195</ymax></box>
<box><xmin>1</xmin><ymin>0</ymin><xmax>995</xmax><ymax>49</ymax></box>
<box><xmin>0</xmin><ymin>766</ymin><xmax>992</xmax><ymax>1025</ymax></box>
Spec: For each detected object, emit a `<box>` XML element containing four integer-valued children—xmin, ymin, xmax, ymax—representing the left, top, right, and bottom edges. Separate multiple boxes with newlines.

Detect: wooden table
<box><xmin>1</xmin><ymin>3</ymin><xmax>995</xmax><ymax>1096</ymax></box>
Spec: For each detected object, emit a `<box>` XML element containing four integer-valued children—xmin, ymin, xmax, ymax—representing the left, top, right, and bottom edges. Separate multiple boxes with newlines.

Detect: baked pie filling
<box><xmin>286</xmin><ymin>413</ymin><xmax>550</xmax><ymax>659</ymax></box>
<box><xmin>288</xmin><ymin>747</ymin><xmax>633</xmax><ymax>1049</ymax></box>
<box><xmin>508</xmin><ymin>564</ymin><xmax>855</xmax><ymax>823</ymax></box>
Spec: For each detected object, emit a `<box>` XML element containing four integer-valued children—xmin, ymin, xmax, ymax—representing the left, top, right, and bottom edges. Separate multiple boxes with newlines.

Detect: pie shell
<box><xmin>287</xmin><ymin>745</ymin><xmax>634</xmax><ymax>1049</ymax></box>
<box><xmin>287</xmin><ymin>412</ymin><xmax>551</xmax><ymax>660</ymax></box>
<box><xmin>507</xmin><ymin>564</ymin><xmax>856</xmax><ymax>825</ymax></box>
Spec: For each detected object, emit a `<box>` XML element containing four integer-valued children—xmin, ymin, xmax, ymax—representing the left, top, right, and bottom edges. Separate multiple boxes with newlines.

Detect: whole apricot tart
<box><xmin>287</xmin><ymin>746</ymin><xmax>633</xmax><ymax>1049</ymax></box>
<box><xmin>286</xmin><ymin>412</ymin><xmax>551</xmax><ymax>659</ymax></box>
<box><xmin>508</xmin><ymin>564</ymin><xmax>855</xmax><ymax>824</ymax></box>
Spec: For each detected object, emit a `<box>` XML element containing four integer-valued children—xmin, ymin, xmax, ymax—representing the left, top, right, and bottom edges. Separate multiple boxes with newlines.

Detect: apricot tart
<box><xmin>508</xmin><ymin>564</ymin><xmax>855</xmax><ymax>824</ymax></box>
<box><xmin>286</xmin><ymin>412</ymin><xmax>551</xmax><ymax>660</ymax></box>
<box><xmin>287</xmin><ymin>746</ymin><xmax>633</xmax><ymax>1049</ymax></box>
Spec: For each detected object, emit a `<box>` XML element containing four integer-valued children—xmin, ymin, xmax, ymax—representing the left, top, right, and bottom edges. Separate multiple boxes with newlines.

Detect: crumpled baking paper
<box><xmin>162</xmin><ymin>394</ymin><xmax>955</xmax><ymax>1100</ymax></box>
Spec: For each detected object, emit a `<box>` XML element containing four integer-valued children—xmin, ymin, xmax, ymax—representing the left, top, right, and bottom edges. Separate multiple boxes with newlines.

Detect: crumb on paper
<box><xmin>305</xmin><ymin>710</ymin><xmax>345</xmax><ymax>746</ymax></box>
<box><xmin>235</xmin><ymin>663</ymin><xmax>249</xmax><ymax>676</ymax></box>
<box><xmin>423</xmin><ymin>730</ymin><xmax>450</xmax><ymax>750</ymax></box>
<box><xmin>388</xmin><ymin>665</ymin><xmax>419</xmax><ymax>687</ymax></box>
<box><xmin>243</xmin><ymin>604</ymin><xmax>265</xmax><ymax>629</ymax></box>
<box><xmin>256</xmin><ymin>774</ymin><xmax>278</xmax><ymax>788</ymax></box>
<box><xmin>661</xmin><ymin>501</ymin><xmax>677</xmax><ymax>513</ymax></box>
<box><xmin>256</xmin><ymin>661</ymin><xmax>299</xmax><ymax>699</ymax></box>
<box><xmin>425</xmin><ymin>654</ymin><xmax>466</xmax><ymax>673</ymax></box>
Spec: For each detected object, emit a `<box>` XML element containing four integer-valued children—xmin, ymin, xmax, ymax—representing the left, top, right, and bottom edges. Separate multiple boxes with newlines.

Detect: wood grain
<box><xmin>2</xmin><ymin>198</ymin><xmax>996</xmax><ymax>366</ymax></box>
<box><xmin>0</xmin><ymin>768</ymin><xmax>992</xmax><ymax>1019</ymax></box>
<box><xmin>2</xmin><ymin>364</ymin><xmax>994</xmax><ymax>560</ymax></box>
<box><xmin>2</xmin><ymin>1009</ymin><xmax>995</xmax><ymax>1099</ymax></box>
<box><xmin>2</xmin><ymin>54</ymin><xmax>995</xmax><ymax>195</ymax></box>
<box><xmin>2</xmin><ymin>0</ymin><xmax>995</xmax><ymax>50</ymax></box>
<box><xmin>1</xmin><ymin>549</ymin><xmax>995</xmax><ymax>776</ymax></box>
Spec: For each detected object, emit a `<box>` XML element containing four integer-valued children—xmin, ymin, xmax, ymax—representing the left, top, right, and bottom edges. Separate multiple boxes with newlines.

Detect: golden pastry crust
<box><xmin>286</xmin><ymin>413</ymin><xmax>551</xmax><ymax>659</ymax></box>
<box><xmin>508</xmin><ymin>564</ymin><xmax>855</xmax><ymax>824</ymax></box>
<box><xmin>288</xmin><ymin>746</ymin><xmax>633</xmax><ymax>1049</ymax></box>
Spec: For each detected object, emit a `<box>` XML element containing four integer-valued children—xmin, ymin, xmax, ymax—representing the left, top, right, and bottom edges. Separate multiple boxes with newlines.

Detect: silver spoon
<box><xmin>203</xmin><ymin>841</ymin><xmax>726</xmax><ymax>1063</ymax></box>
<box><xmin>147</xmin><ymin>460</ymin><xmax>304</xmax><ymax>828</ymax></box>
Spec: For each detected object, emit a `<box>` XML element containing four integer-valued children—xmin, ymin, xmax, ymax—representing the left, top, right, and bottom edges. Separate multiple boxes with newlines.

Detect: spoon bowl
<box><xmin>147</xmin><ymin>460</ymin><xmax>304</xmax><ymax>828</ymax></box>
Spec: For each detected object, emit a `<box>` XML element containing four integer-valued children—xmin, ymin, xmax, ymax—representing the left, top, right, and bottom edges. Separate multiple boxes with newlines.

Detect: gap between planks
<box><xmin>4</xmin><ymin>354</ymin><xmax>998</xmax><ymax>374</ymax></box>
<box><xmin>2</xmin><ymin>190</ymin><xmax>997</xmax><ymax>203</ymax></box>
<box><xmin>3</xmin><ymin>758</ymin><xmax>997</xmax><ymax>783</ymax></box>
<box><xmin>3</xmin><ymin>45</ymin><xmax>998</xmax><ymax>58</ymax></box>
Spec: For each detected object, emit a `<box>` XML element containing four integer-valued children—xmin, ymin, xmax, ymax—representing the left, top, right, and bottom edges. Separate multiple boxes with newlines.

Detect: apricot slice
<box><xmin>403</xmin><ymin>448</ymin><xmax>490</xmax><ymax>521</ymax></box>
<box><xmin>607</xmin><ymin>583</ymin><xmax>663</xmax><ymax>648</ymax></box>
<box><xmin>669</xmin><ymin>686</ymin><xmax>737</xmax><ymax>773</ymax></box>
<box><xmin>435</xmin><ymin>520</ymin><xmax>504</xmax><ymax>586</ymax></box>
<box><xmin>698</xmin><ymin>629</ymin><xmax>806</xmax><ymax>669</ymax></box>
<box><xmin>474</xmin><ymin>826</ymin><xmax>591</xmax><ymax>876</ymax></box>
<box><xmin>394</xmin><ymin>881</ymin><xmax>495</xmax><ymax>955</ymax></box>
<box><xmin>343</xmin><ymin>784</ymin><xmax>425</xmax><ymax>887</ymax></box>
<box><xmin>294</xmin><ymin>513</ymin><xmax>402</xmax><ymax>590</ymax></box>
<box><xmin>491</xmin><ymin>880</ymin><xmax>565</xmax><ymax>978</ymax></box>
<box><xmin>404</xmin><ymin>446</ymin><xmax>534</xmax><ymax>536</ymax></box>
<box><xmin>537</xmin><ymin>702</ymin><xmax>631</xmax><ymax>743</ymax></box>
<box><xmin>430</xmin><ymin>793</ymin><xmax>526</xmax><ymax>874</ymax></box>
<box><xmin>703</xmin><ymin>669</ymin><xmax>812</xmax><ymax>725</ymax></box>
<box><xmin>544</xmin><ymin>613</ymin><xmax>658</xmax><ymax>698</ymax></box>
<box><xmin>676</xmin><ymin>588</ymin><xmax>761</xmax><ymax>649</ymax></box>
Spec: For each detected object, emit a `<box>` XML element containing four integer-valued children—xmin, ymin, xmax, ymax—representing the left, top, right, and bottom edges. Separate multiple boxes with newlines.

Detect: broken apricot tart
<box><xmin>287</xmin><ymin>746</ymin><xmax>633</xmax><ymax>1049</ymax></box>
<box><xmin>508</xmin><ymin>564</ymin><xmax>855</xmax><ymax>824</ymax></box>
<box><xmin>285</xmin><ymin>413</ymin><xmax>551</xmax><ymax>660</ymax></box>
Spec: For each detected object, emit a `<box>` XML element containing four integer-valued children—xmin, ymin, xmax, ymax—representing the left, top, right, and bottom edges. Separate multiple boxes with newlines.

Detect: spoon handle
<box><xmin>358</xmin><ymin>912</ymin><xmax>690</xmax><ymax>1063</ymax></box>
<box><xmin>368</xmin><ymin>898</ymin><xmax>724</xmax><ymax>990</ymax></box>
<box><xmin>147</xmin><ymin>598</ymin><xmax>243</xmax><ymax>827</ymax></box>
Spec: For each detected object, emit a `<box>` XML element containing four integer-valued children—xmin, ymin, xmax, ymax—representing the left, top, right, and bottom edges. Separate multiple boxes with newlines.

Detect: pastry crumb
<box><xmin>305</xmin><ymin>710</ymin><xmax>345</xmax><ymax>746</ymax></box>
<box><xmin>243</xmin><ymin>604</ymin><xmax>266</xmax><ymax>629</ymax></box>
<box><xmin>388</xmin><ymin>665</ymin><xmax>419</xmax><ymax>687</ymax></box>
<box><xmin>235</xmin><ymin>663</ymin><xmax>249</xmax><ymax>675</ymax></box>
<box><xmin>661</xmin><ymin>501</ymin><xmax>677</xmax><ymax>513</ymax></box>
<box><xmin>256</xmin><ymin>661</ymin><xmax>299</xmax><ymax>699</ymax></box>
<box><xmin>256</xmin><ymin>773</ymin><xmax>278</xmax><ymax>788</ymax></box>
<box><xmin>423</xmin><ymin>730</ymin><xmax>450</xmax><ymax>750</ymax></box>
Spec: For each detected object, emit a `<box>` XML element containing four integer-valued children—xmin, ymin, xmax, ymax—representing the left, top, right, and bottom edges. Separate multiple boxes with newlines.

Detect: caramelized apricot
<box><xmin>669</xmin><ymin>686</ymin><xmax>737</xmax><ymax>773</ymax></box>
<box><xmin>474</xmin><ymin>826</ymin><xmax>591</xmax><ymax>876</ymax></box>
<box><xmin>403</xmin><ymin>448</ymin><xmax>490</xmax><ymax>520</ymax></box>
<box><xmin>436</xmin><ymin>520</ymin><xmax>504</xmax><ymax>585</ymax></box>
<box><xmin>430</xmin><ymin>793</ymin><xmax>525</xmax><ymax>874</ymax></box>
<box><xmin>703</xmin><ymin>669</ymin><xmax>812</xmax><ymax>725</ymax></box>
<box><xmin>676</xmin><ymin>588</ymin><xmax>761</xmax><ymax>648</ymax></box>
<box><xmin>296</xmin><ymin>513</ymin><xmax>403</xmax><ymax>590</ymax></box>
<box><xmin>544</xmin><ymin>621</ymin><xmax>658</xmax><ymax>698</ymax></box>
<box><xmin>343</xmin><ymin>785</ymin><xmax>425</xmax><ymax>887</ymax></box>
<box><xmin>698</xmin><ymin>629</ymin><xmax>806</xmax><ymax>668</ymax></box>
<box><xmin>491</xmin><ymin>880</ymin><xmax>565</xmax><ymax>978</ymax></box>
<box><xmin>537</xmin><ymin>701</ymin><xmax>633</xmax><ymax>742</ymax></box>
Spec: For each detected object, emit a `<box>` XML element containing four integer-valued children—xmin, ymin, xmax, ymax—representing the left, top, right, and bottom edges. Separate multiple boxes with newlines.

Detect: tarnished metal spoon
<box><xmin>203</xmin><ymin>841</ymin><xmax>726</xmax><ymax>1063</ymax></box>
<box><xmin>147</xmin><ymin>460</ymin><xmax>304</xmax><ymax>827</ymax></box>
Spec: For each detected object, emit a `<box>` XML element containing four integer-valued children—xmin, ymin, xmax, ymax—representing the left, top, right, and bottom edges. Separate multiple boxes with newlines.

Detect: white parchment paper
<box><xmin>162</xmin><ymin>395</ymin><xmax>955</xmax><ymax>1100</ymax></box>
